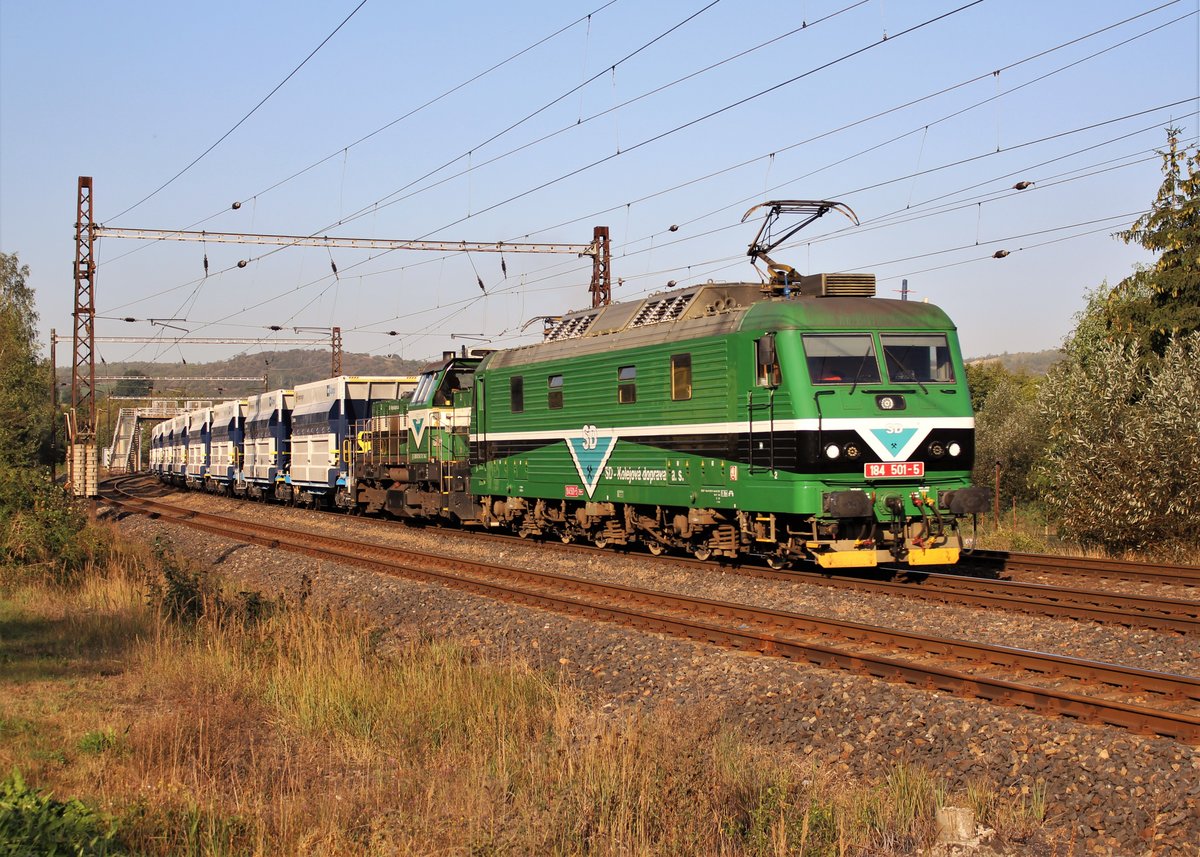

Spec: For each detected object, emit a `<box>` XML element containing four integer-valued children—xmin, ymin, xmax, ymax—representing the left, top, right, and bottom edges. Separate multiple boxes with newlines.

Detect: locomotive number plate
<box><xmin>864</xmin><ymin>462</ymin><xmax>924</xmax><ymax>478</ymax></box>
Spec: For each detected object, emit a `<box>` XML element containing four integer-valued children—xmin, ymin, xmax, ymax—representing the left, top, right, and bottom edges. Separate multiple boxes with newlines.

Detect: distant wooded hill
<box><xmin>965</xmin><ymin>349</ymin><xmax>1062</xmax><ymax>376</ymax></box>
<box><xmin>60</xmin><ymin>349</ymin><xmax>427</xmax><ymax>400</ymax></box>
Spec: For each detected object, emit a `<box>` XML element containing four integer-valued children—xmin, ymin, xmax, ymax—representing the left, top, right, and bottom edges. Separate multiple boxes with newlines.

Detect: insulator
<box><xmin>237</xmin><ymin>260</ymin><xmax>248</xmax><ymax>268</ymax></box>
<box><xmin>669</xmin><ymin>224</ymin><xmax>679</xmax><ymax>232</ymax></box>
<box><xmin>203</xmin><ymin>253</ymin><xmax>209</xmax><ymax>275</ymax></box>
<box><xmin>231</xmin><ymin>201</ymin><xmax>242</xmax><ymax>210</ymax></box>
<box><xmin>330</xmin><ymin>260</ymin><xmax>338</xmax><ymax>275</ymax></box>
<box><xmin>124</xmin><ymin>317</ymin><xmax>136</xmax><ymax>322</ymax></box>
<box><xmin>269</xmin><ymin>325</ymin><xmax>282</xmax><ymax>331</ymax></box>
<box><xmin>992</xmin><ymin>250</ymin><xmax>1010</xmax><ymax>259</ymax></box>
<box><xmin>1012</xmin><ymin>181</ymin><xmax>1033</xmax><ymax>190</ymax></box>
<box><xmin>477</xmin><ymin>276</ymin><xmax>486</xmax><ymax>292</ymax></box>
<box><xmin>667</xmin><ymin>280</ymin><xmax>677</xmax><ymax>287</ymax></box>
<box><xmin>500</xmin><ymin>258</ymin><xmax>507</xmax><ymax>277</ymax></box>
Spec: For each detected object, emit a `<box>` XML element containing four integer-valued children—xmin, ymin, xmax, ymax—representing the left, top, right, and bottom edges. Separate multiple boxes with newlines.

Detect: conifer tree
<box><xmin>1113</xmin><ymin>128</ymin><xmax>1200</xmax><ymax>354</ymax></box>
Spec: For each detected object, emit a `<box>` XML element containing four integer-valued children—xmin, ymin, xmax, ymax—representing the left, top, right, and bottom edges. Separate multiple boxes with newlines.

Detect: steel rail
<box><xmin>100</xmin><ymin>483</ymin><xmax>1200</xmax><ymax>743</ymax></box>
<box><xmin>970</xmin><ymin>550</ymin><xmax>1200</xmax><ymax>588</ymax></box>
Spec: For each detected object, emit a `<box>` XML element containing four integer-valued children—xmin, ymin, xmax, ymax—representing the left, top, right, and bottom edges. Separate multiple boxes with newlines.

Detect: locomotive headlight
<box><xmin>844</xmin><ymin>442</ymin><xmax>861</xmax><ymax>460</ymax></box>
<box><xmin>824</xmin><ymin>444</ymin><xmax>841</xmax><ymax>460</ymax></box>
<box><xmin>928</xmin><ymin>440</ymin><xmax>946</xmax><ymax>459</ymax></box>
<box><xmin>879</xmin><ymin>396</ymin><xmax>896</xmax><ymax>410</ymax></box>
<box><xmin>948</xmin><ymin>442</ymin><xmax>962</xmax><ymax>457</ymax></box>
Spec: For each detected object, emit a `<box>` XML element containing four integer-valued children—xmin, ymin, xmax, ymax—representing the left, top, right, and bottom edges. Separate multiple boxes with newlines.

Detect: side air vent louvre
<box><xmin>796</xmin><ymin>272</ymin><xmax>876</xmax><ymax>298</ymax></box>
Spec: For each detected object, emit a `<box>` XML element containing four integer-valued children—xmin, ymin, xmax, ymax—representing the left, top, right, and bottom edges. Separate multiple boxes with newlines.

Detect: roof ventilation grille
<box><xmin>796</xmin><ymin>272</ymin><xmax>876</xmax><ymax>298</ymax></box>
<box><xmin>630</xmin><ymin>292</ymin><xmax>694</xmax><ymax>328</ymax></box>
<box><xmin>544</xmin><ymin>312</ymin><xmax>597</xmax><ymax>342</ymax></box>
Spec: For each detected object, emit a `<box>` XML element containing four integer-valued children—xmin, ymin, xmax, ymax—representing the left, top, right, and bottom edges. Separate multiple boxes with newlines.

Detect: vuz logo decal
<box><xmin>564</xmin><ymin>424</ymin><xmax>617</xmax><ymax>498</ymax></box>
<box><xmin>860</xmin><ymin>424</ymin><xmax>930</xmax><ymax>462</ymax></box>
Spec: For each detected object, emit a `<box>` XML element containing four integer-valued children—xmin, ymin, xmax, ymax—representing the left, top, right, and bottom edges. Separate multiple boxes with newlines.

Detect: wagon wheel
<box><xmin>692</xmin><ymin>546</ymin><xmax>712</xmax><ymax>561</ymax></box>
<box><xmin>765</xmin><ymin>555</ymin><xmax>791</xmax><ymax>570</ymax></box>
<box><xmin>560</xmin><ymin>532</ymin><xmax>574</xmax><ymax>544</ymax></box>
<box><xmin>646</xmin><ymin>541</ymin><xmax>666</xmax><ymax>556</ymax></box>
<box><xmin>593</xmin><ymin>535</ymin><xmax>609</xmax><ymax>549</ymax></box>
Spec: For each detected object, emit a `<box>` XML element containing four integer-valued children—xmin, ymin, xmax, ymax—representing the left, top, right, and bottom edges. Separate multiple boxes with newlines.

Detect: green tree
<box><xmin>113</xmin><ymin>369</ymin><xmax>153</xmax><ymax>398</ymax></box>
<box><xmin>967</xmin><ymin>363</ymin><xmax>1046</xmax><ymax>505</ymax></box>
<box><xmin>1111</xmin><ymin>129</ymin><xmax>1200</xmax><ymax>354</ymax></box>
<box><xmin>0</xmin><ymin>252</ymin><xmax>51</xmax><ymax>467</ymax></box>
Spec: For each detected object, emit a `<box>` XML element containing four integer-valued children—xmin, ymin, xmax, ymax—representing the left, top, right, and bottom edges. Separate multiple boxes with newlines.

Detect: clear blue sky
<box><xmin>2</xmin><ymin>0</ymin><xmax>1197</xmax><ymax>368</ymax></box>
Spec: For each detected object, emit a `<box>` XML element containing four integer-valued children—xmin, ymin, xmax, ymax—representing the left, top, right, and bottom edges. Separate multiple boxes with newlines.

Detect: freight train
<box><xmin>149</xmin><ymin>202</ymin><xmax>990</xmax><ymax>569</ymax></box>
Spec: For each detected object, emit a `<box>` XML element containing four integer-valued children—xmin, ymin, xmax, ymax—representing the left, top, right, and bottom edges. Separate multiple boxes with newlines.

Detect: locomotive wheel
<box><xmin>692</xmin><ymin>546</ymin><xmax>712</xmax><ymax>561</ymax></box>
<box><xmin>593</xmin><ymin>535</ymin><xmax>609</xmax><ymax>549</ymax></box>
<box><xmin>647</xmin><ymin>542</ymin><xmax>665</xmax><ymax>556</ymax></box>
<box><xmin>560</xmin><ymin>533</ymin><xmax>574</xmax><ymax>544</ymax></box>
<box><xmin>765</xmin><ymin>555</ymin><xmax>791</xmax><ymax>570</ymax></box>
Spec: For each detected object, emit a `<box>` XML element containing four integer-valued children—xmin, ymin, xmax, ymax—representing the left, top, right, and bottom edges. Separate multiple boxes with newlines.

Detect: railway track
<box><xmin>968</xmin><ymin>549</ymin><xmax>1200</xmax><ymax>588</ymax></box>
<box><xmin>100</xmin><ymin>479</ymin><xmax>1200</xmax><ymax>744</ymax></box>
<box><xmin>473</xmin><ymin>530</ymin><xmax>1200</xmax><ymax>635</ymax></box>
<box><xmin>112</xmin><ymin>477</ymin><xmax>1200</xmax><ymax>635</ymax></box>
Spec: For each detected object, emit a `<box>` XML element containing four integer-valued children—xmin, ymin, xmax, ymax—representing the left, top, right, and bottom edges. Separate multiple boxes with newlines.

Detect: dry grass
<box><xmin>1</xmin><ymin>530</ymin><xmax>1056</xmax><ymax>855</ymax></box>
<box><xmin>970</xmin><ymin>503</ymin><xmax>1199</xmax><ymax>565</ymax></box>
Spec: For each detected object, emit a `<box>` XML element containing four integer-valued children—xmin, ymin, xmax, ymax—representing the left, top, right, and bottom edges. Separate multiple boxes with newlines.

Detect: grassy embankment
<box><xmin>1</xmin><ymin>500</ymin><xmax>1053</xmax><ymax>854</ymax></box>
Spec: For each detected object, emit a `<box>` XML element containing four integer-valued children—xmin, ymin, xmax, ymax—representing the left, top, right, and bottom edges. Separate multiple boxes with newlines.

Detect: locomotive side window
<box><xmin>433</xmin><ymin>369</ymin><xmax>472</xmax><ymax>406</ymax></box>
<box><xmin>881</xmin><ymin>334</ymin><xmax>955</xmax><ymax>383</ymax></box>
<box><xmin>755</xmin><ymin>334</ymin><xmax>781</xmax><ymax>386</ymax></box>
<box><xmin>802</xmin><ymin>334</ymin><xmax>881</xmax><ymax>384</ymax></box>
<box><xmin>618</xmin><ymin>365</ymin><xmax>637</xmax><ymax>404</ymax></box>
<box><xmin>670</xmin><ymin>354</ymin><xmax>692</xmax><ymax>401</ymax></box>
<box><xmin>548</xmin><ymin>374</ymin><xmax>564</xmax><ymax>410</ymax></box>
<box><xmin>510</xmin><ymin>376</ymin><xmax>524</xmax><ymax>413</ymax></box>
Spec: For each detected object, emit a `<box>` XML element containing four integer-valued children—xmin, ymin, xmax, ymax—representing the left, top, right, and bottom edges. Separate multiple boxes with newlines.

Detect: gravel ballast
<box><xmin>107</xmin><ymin>493</ymin><xmax>1200</xmax><ymax>855</ymax></box>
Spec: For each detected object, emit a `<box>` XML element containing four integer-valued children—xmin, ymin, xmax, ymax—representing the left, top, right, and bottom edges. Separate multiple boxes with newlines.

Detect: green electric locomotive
<box><xmin>346</xmin><ymin>279</ymin><xmax>989</xmax><ymax>569</ymax></box>
<box><xmin>345</xmin><ymin>202</ymin><xmax>990</xmax><ymax>568</ymax></box>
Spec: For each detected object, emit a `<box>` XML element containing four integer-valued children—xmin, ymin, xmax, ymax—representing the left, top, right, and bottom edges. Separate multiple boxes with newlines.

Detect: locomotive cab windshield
<box><xmin>802</xmin><ymin>333</ymin><xmax>881</xmax><ymax>385</ymax></box>
<box><xmin>880</xmin><ymin>334</ymin><xmax>955</xmax><ymax>384</ymax></box>
<box><xmin>410</xmin><ymin>371</ymin><xmax>439</xmax><ymax>406</ymax></box>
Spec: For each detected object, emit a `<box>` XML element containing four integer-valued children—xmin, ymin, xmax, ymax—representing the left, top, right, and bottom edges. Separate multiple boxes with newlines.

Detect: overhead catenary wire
<box><xmin>375</xmin><ymin>1</ymin><xmax>1191</xmax><ymax>248</ymax></box>
<box><xmin>181</xmin><ymin>0</ymin><xmax>986</xmax><ymax>305</ymax></box>
<box><xmin>95</xmin><ymin>0</ymin><xmax>623</xmax><ymax>271</ymax></box>
<box><xmin>108</xmin><ymin>0</ymin><xmax>370</xmax><ymax>223</ymax></box>
<box><xmin>126</xmin><ymin>99</ymin><xmax>1188</xmax><ymax>352</ymax></box>
<box><xmin>101</xmin><ymin>2</ymin><xmax>1181</xmax><ymax>319</ymax></box>
<box><xmin>401</xmin><ymin>1</ymin><xmax>988</xmax><ymax>240</ymax></box>
<box><xmin>92</xmin><ymin>3</ymin><xmax>1192</xmax><ymax>364</ymax></box>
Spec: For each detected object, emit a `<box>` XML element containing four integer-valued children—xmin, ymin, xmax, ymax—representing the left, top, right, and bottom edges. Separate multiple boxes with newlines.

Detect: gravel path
<box><xmin>106</xmin><ymin>491</ymin><xmax>1200</xmax><ymax>855</ymax></box>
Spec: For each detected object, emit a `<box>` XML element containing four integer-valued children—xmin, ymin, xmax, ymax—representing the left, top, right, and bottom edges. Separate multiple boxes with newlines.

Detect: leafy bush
<box><xmin>0</xmin><ymin>768</ymin><xmax>124</xmax><ymax>856</ymax></box>
<box><xmin>1036</xmin><ymin>333</ymin><xmax>1200</xmax><ymax>555</ymax></box>
<box><xmin>144</xmin><ymin>537</ymin><xmax>274</xmax><ymax>626</ymax></box>
<box><xmin>0</xmin><ymin>466</ymin><xmax>108</xmax><ymax>585</ymax></box>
